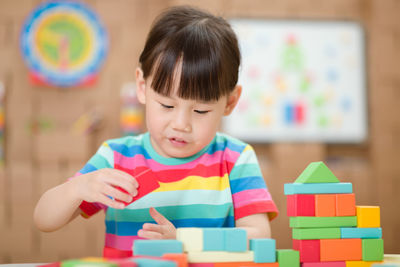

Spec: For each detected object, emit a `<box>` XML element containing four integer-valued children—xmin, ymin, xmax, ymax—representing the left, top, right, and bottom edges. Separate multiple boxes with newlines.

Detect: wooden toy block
<box><xmin>214</xmin><ymin>262</ymin><xmax>279</xmax><ymax>266</ymax></box>
<box><xmin>290</xmin><ymin>216</ymin><xmax>357</xmax><ymax>228</ymax></box>
<box><xmin>188</xmin><ymin>264</ymin><xmax>214</xmax><ymax>267</ymax></box>
<box><xmin>108</xmin><ymin>259</ymin><xmax>138</xmax><ymax>267</ymax></box>
<box><xmin>132</xmin><ymin>257</ymin><xmax>177</xmax><ymax>267</ymax></box>
<box><xmin>114</xmin><ymin>168</ymin><xmax>160</xmax><ymax>206</ymax></box>
<box><xmin>38</xmin><ymin>264</ymin><xmax>61</xmax><ymax>267</ymax></box>
<box><xmin>287</xmin><ymin>194</ymin><xmax>315</xmax><ymax>216</ymax></box>
<box><xmin>187</xmin><ymin>251</ymin><xmax>254</xmax><ymax>263</ymax></box>
<box><xmin>320</xmin><ymin>239</ymin><xmax>362</xmax><ymax>261</ymax></box>
<box><xmin>345</xmin><ymin>261</ymin><xmax>382</xmax><ymax>267</ymax></box>
<box><xmin>295</xmin><ymin>161</ymin><xmax>340</xmax><ymax>184</ymax></box>
<box><xmin>356</xmin><ymin>206</ymin><xmax>380</xmax><ymax>228</ymax></box>
<box><xmin>177</xmin><ymin>228</ymin><xmax>203</xmax><ymax>252</ymax></box>
<box><xmin>362</xmin><ymin>239</ymin><xmax>384</xmax><ymax>261</ymax></box>
<box><xmin>315</xmin><ymin>194</ymin><xmax>336</xmax><ymax>217</ymax></box>
<box><xmin>103</xmin><ymin>246</ymin><xmax>133</xmax><ymax>258</ymax></box>
<box><xmin>203</xmin><ymin>228</ymin><xmax>224</xmax><ymax>251</ymax></box>
<box><xmin>336</xmin><ymin>194</ymin><xmax>356</xmax><ymax>216</ymax></box>
<box><xmin>292</xmin><ymin>228</ymin><xmax>341</xmax><ymax>240</ymax></box>
<box><xmin>163</xmin><ymin>253</ymin><xmax>188</xmax><ymax>267</ymax></box>
<box><xmin>292</xmin><ymin>239</ymin><xmax>320</xmax><ymax>262</ymax></box>
<box><xmin>224</xmin><ymin>228</ymin><xmax>247</xmax><ymax>252</ymax></box>
<box><xmin>302</xmin><ymin>262</ymin><xmax>346</xmax><ymax>266</ymax></box>
<box><xmin>133</xmin><ymin>240</ymin><xmax>183</xmax><ymax>257</ymax></box>
<box><xmin>284</xmin><ymin>183</ymin><xmax>352</xmax><ymax>195</ymax></box>
<box><xmin>61</xmin><ymin>260</ymin><xmax>118</xmax><ymax>267</ymax></box>
<box><xmin>249</xmin><ymin>239</ymin><xmax>276</xmax><ymax>263</ymax></box>
<box><xmin>340</xmin><ymin>228</ymin><xmax>382</xmax><ymax>239</ymax></box>
<box><xmin>276</xmin><ymin>249</ymin><xmax>300</xmax><ymax>267</ymax></box>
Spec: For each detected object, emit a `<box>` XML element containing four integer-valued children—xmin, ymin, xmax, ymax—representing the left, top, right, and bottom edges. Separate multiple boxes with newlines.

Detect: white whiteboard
<box><xmin>223</xmin><ymin>19</ymin><xmax>367</xmax><ymax>143</ymax></box>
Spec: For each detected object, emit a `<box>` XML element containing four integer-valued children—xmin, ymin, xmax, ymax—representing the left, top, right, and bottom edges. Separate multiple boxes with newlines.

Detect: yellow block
<box><xmin>346</xmin><ymin>261</ymin><xmax>382</xmax><ymax>267</ymax></box>
<box><xmin>188</xmin><ymin>251</ymin><xmax>254</xmax><ymax>263</ymax></box>
<box><xmin>177</xmin><ymin>227</ymin><xmax>203</xmax><ymax>252</ymax></box>
<box><xmin>356</xmin><ymin>206</ymin><xmax>380</xmax><ymax>228</ymax></box>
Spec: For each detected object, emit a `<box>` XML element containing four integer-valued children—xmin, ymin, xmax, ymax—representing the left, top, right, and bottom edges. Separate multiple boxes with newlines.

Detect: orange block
<box><xmin>214</xmin><ymin>263</ymin><xmax>279</xmax><ymax>267</ymax></box>
<box><xmin>163</xmin><ymin>253</ymin><xmax>188</xmax><ymax>267</ymax></box>
<box><xmin>336</xmin><ymin>193</ymin><xmax>356</xmax><ymax>216</ymax></box>
<box><xmin>320</xmin><ymin>239</ymin><xmax>362</xmax><ymax>261</ymax></box>
<box><xmin>315</xmin><ymin>194</ymin><xmax>336</xmax><ymax>217</ymax></box>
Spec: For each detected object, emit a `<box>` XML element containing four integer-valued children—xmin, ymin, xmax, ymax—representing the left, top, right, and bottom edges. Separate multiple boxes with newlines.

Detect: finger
<box><xmin>102</xmin><ymin>185</ymin><xmax>133</xmax><ymax>203</ymax></box>
<box><xmin>142</xmin><ymin>223</ymin><xmax>163</xmax><ymax>232</ymax></box>
<box><xmin>137</xmin><ymin>229</ymin><xmax>162</xmax><ymax>239</ymax></box>
<box><xmin>97</xmin><ymin>194</ymin><xmax>125</xmax><ymax>209</ymax></box>
<box><xmin>113</xmin><ymin>169</ymin><xmax>139</xmax><ymax>188</ymax></box>
<box><xmin>103</xmin><ymin>174</ymin><xmax>138</xmax><ymax>196</ymax></box>
<box><xmin>149</xmin><ymin>207</ymin><xmax>171</xmax><ymax>225</ymax></box>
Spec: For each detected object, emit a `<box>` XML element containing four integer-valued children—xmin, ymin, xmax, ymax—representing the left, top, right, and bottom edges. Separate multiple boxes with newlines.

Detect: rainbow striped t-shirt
<box><xmin>75</xmin><ymin>132</ymin><xmax>278</xmax><ymax>255</ymax></box>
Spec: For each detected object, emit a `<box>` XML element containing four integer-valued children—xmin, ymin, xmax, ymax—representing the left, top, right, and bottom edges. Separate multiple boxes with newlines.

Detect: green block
<box><xmin>362</xmin><ymin>239</ymin><xmax>384</xmax><ymax>261</ymax></box>
<box><xmin>61</xmin><ymin>260</ymin><xmax>117</xmax><ymax>267</ymax></box>
<box><xmin>292</xmin><ymin>228</ymin><xmax>341</xmax><ymax>240</ymax></box>
<box><xmin>295</xmin><ymin>161</ymin><xmax>340</xmax><ymax>183</ymax></box>
<box><xmin>290</xmin><ymin>216</ymin><xmax>357</xmax><ymax>228</ymax></box>
<box><xmin>276</xmin><ymin>249</ymin><xmax>300</xmax><ymax>267</ymax></box>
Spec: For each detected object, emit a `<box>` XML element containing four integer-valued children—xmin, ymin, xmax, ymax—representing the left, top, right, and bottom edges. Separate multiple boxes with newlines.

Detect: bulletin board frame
<box><xmin>222</xmin><ymin>19</ymin><xmax>368</xmax><ymax>143</ymax></box>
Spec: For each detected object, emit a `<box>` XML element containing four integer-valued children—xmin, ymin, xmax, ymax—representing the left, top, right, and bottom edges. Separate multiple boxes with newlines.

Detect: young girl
<box><xmin>34</xmin><ymin>5</ymin><xmax>278</xmax><ymax>257</ymax></box>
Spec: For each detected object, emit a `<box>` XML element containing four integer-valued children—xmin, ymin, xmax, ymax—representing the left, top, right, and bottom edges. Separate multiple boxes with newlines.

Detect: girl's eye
<box><xmin>161</xmin><ymin>103</ymin><xmax>174</xmax><ymax>109</ymax></box>
<box><xmin>194</xmin><ymin>110</ymin><xmax>210</xmax><ymax>114</ymax></box>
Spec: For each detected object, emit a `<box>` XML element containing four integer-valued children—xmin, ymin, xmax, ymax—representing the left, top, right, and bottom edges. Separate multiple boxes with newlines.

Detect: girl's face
<box><xmin>136</xmin><ymin>68</ymin><xmax>241</xmax><ymax>159</ymax></box>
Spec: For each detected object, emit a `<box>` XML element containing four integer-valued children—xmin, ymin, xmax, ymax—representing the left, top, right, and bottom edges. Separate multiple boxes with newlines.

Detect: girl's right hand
<box><xmin>72</xmin><ymin>168</ymin><xmax>139</xmax><ymax>209</ymax></box>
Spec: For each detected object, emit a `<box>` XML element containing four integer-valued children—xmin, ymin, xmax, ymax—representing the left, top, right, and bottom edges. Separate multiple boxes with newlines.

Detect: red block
<box><xmin>336</xmin><ymin>193</ymin><xmax>356</xmax><ymax>216</ymax></box>
<box><xmin>287</xmin><ymin>194</ymin><xmax>315</xmax><ymax>216</ymax></box>
<box><xmin>103</xmin><ymin>246</ymin><xmax>133</xmax><ymax>258</ymax></box>
<box><xmin>114</xmin><ymin>167</ymin><xmax>160</xmax><ymax>205</ymax></box>
<box><xmin>302</xmin><ymin>262</ymin><xmax>345</xmax><ymax>267</ymax></box>
<box><xmin>293</xmin><ymin>239</ymin><xmax>320</xmax><ymax>262</ymax></box>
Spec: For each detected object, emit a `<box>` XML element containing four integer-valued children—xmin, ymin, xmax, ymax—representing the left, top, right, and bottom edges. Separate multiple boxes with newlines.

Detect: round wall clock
<box><xmin>21</xmin><ymin>1</ymin><xmax>108</xmax><ymax>87</ymax></box>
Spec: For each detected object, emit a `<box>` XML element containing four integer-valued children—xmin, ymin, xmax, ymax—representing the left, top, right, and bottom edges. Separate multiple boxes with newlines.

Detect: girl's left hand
<box><xmin>137</xmin><ymin>207</ymin><xmax>176</xmax><ymax>239</ymax></box>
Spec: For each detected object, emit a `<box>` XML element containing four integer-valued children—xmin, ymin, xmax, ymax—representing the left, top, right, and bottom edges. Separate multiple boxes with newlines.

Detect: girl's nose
<box><xmin>172</xmin><ymin>110</ymin><xmax>192</xmax><ymax>132</ymax></box>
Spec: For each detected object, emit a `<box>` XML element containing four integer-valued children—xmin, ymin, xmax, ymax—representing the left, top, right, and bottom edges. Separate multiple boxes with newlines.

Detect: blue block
<box><xmin>133</xmin><ymin>240</ymin><xmax>183</xmax><ymax>257</ymax></box>
<box><xmin>132</xmin><ymin>258</ymin><xmax>177</xmax><ymax>267</ymax></box>
<box><xmin>341</xmin><ymin>227</ymin><xmax>382</xmax><ymax>239</ymax></box>
<box><xmin>284</xmin><ymin>182</ymin><xmax>352</xmax><ymax>195</ymax></box>
<box><xmin>203</xmin><ymin>228</ymin><xmax>224</xmax><ymax>251</ymax></box>
<box><xmin>250</xmin><ymin>239</ymin><xmax>276</xmax><ymax>263</ymax></box>
<box><xmin>224</xmin><ymin>228</ymin><xmax>247</xmax><ymax>252</ymax></box>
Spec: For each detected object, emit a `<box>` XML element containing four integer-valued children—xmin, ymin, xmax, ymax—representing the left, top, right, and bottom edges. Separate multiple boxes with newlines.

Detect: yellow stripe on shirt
<box><xmin>154</xmin><ymin>174</ymin><xmax>230</xmax><ymax>192</ymax></box>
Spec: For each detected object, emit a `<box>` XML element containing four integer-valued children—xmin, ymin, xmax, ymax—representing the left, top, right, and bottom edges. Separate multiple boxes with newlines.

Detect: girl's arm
<box><xmin>34</xmin><ymin>168</ymin><xmax>139</xmax><ymax>232</ymax></box>
<box><xmin>235</xmin><ymin>213</ymin><xmax>272</xmax><ymax>239</ymax></box>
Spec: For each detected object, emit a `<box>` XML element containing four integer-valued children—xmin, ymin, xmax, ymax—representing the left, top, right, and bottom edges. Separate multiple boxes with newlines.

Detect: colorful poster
<box><xmin>20</xmin><ymin>1</ymin><xmax>108</xmax><ymax>87</ymax></box>
<box><xmin>223</xmin><ymin>19</ymin><xmax>367</xmax><ymax>143</ymax></box>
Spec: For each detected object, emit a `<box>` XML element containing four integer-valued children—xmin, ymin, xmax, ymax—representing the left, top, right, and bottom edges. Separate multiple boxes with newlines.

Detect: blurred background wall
<box><xmin>0</xmin><ymin>0</ymin><xmax>399</xmax><ymax>263</ymax></box>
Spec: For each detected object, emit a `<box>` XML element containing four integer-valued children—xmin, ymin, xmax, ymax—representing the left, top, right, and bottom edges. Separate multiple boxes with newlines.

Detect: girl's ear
<box><xmin>136</xmin><ymin>67</ymin><xmax>146</xmax><ymax>104</ymax></box>
<box><xmin>224</xmin><ymin>85</ymin><xmax>242</xmax><ymax>116</ymax></box>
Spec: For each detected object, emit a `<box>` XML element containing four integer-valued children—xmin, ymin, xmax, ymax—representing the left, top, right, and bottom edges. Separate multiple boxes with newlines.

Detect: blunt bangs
<box><xmin>139</xmin><ymin>6</ymin><xmax>240</xmax><ymax>102</ymax></box>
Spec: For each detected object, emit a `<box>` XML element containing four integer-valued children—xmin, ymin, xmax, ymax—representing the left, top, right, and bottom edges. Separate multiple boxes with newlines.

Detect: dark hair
<box><xmin>139</xmin><ymin>6</ymin><xmax>240</xmax><ymax>101</ymax></box>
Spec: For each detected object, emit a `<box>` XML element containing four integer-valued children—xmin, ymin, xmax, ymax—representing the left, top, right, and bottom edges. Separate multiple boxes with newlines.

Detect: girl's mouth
<box><xmin>169</xmin><ymin>137</ymin><xmax>187</xmax><ymax>146</ymax></box>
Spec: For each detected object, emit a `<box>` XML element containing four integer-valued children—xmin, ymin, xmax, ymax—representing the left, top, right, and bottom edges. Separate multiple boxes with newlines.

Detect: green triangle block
<box><xmin>295</xmin><ymin>161</ymin><xmax>340</xmax><ymax>183</ymax></box>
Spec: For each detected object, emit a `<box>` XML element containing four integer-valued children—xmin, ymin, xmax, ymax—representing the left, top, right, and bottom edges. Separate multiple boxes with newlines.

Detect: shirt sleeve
<box><xmin>229</xmin><ymin>145</ymin><xmax>278</xmax><ymax>221</ymax></box>
<box><xmin>70</xmin><ymin>141</ymin><xmax>114</xmax><ymax>218</ymax></box>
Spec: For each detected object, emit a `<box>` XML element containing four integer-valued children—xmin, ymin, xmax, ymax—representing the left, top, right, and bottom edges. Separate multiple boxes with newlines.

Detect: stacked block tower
<box><xmin>285</xmin><ymin>161</ymin><xmax>384</xmax><ymax>267</ymax></box>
